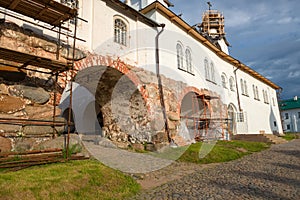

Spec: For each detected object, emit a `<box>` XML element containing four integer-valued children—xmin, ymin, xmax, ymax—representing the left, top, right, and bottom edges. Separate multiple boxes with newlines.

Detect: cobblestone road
<box><xmin>132</xmin><ymin>139</ymin><xmax>300</xmax><ymax>200</ymax></box>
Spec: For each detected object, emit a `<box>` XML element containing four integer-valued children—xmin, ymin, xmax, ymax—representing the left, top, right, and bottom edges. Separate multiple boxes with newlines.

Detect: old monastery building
<box><xmin>0</xmin><ymin>0</ymin><xmax>283</xmax><ymax>150</ymax></box>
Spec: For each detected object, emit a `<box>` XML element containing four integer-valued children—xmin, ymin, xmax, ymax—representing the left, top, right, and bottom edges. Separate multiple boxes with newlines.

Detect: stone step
<box><xmin>232</xmin><ymin>134</ymin><xmax>287</xmax><ymax>144</ymax></box>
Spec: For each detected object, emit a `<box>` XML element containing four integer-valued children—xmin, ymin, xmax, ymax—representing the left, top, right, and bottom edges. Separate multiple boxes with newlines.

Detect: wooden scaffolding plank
<box><xmin>0</xmin><ymin>47</ymin><xmax>72</xmax><ymax>72</ymax></box>
<box><xmin>0</xmin><ymin>0</ymin><xmax>77</xmax><ymax>26</ymax></box>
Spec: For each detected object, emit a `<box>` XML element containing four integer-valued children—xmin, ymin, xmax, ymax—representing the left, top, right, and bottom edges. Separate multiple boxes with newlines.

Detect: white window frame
<box><xmin>185</xmin><ymin>48</ymin><xmax>193</xmax><ymax>74</ymax></box>
<box><xmin>177</xmin><ymin>43</ymin><xmax>184</xmax><ymax>70</ymax></box>
<box><xmin>210</xmin><ymin>62</ymin><xmax>215</xmax><ymax>82</ymax></box>
<box><xmin>114</xmin><ymin>17</ymin><xmax>128</xmax><ymax>46</ymax></box>
<box><xmin>204</xmin><ymin>58</ymin><xmax>210</xmax><ymax>80</ymax></box>
<box><xmin>221</xmin><ymin>73</ymin><xmax>227</xmax><ymax>89</ymax></box>
<box><xmin>229</xmin><ymin>76</ymin><xmax>235</xmax><ymax>91</ymax></box>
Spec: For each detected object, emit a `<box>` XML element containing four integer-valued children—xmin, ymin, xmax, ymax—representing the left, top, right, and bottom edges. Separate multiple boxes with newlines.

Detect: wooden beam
<box><xmin>8</xmin><ymin>0</ymin><xmax>21</xmax><ymax>9</ymax></box>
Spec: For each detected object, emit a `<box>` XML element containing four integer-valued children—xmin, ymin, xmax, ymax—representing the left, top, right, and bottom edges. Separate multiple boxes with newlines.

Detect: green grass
<box><xmin>178</xmin><ymin>140</ymin><xmax>270</xmax><ymax>164</ymax></box>
<box><xmin>281</xmin><ymin>132</ymin><xmax>299</xmax><ymax>141</ymax></box>
<box><xmin>0</xmin><ymin>160</ymin><xmax>140</xmax><ymax>200</ymax></box>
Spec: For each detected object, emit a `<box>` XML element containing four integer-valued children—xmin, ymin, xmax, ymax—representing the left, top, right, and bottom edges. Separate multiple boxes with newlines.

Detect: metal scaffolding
<box><xmin>180</xmin><ymin>93</ymin><xmax>230</xmax><ymax>141</ymax></box>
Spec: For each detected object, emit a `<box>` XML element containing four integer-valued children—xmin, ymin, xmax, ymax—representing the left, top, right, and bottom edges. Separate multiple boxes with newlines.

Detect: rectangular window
<box><xmin>298</xmin><ymin>112</ymin><xmax>300</xmax><ymax>118</ymax></box>
<box><xmin>287</xmin><ymin>124</ymin><xmax>290</xmax><ymax>130</ymax></box>
<box><xmin>285</xmin><ymin>113</ymin><xmax>289</xmax><ymax>119</ymax></box>
<box><xmin>274</xmin><ymin>121</ymin><xmax>277</xmax><ymax>127</ymax></box>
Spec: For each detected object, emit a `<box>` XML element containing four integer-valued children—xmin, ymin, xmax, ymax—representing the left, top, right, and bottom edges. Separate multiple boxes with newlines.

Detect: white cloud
<box><xmin>288</xmin><ymin>71</ymin><xmax>300</xmax><ymax>78</ymax></box>
<box><xmin>225</xmin><ymin>10</ymin><xmax>252</xmax><ymax>27</ymax></box>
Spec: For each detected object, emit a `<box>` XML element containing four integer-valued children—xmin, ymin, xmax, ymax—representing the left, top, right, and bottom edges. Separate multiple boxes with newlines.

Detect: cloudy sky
<box><xmin>169</xmin><ymin>0</ymin><xmax>300</xmax><ymax>100</ymax></box>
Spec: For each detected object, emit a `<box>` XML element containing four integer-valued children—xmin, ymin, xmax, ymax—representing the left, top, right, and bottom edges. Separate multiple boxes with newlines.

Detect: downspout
<box><xmin>276</xmin><ymin>88</ymin><xmax>284</xmax><ymax>134</ymax></box>
<box><xmin>234</xmin><ymin>64</ymin><xmax>242</xmax><ymax>112</ymax></box>
<box><xmin>155</xmin><ymin>23</ymin><xmax>175</xmax><ymax>145</ymax></box>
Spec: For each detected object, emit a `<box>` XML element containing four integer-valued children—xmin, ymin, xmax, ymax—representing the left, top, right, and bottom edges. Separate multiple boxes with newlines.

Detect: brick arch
<box><xmin>59</xmin><ymin>53</ymin><xmax>150</xmax><ymax>111</ymax></box>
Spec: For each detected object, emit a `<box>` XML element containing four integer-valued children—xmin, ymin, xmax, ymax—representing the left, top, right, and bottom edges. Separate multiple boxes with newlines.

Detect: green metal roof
<box><xmin>279</xmin><ymin>97</ymin><xmax>300</xmax><ymax>110</ymax></box>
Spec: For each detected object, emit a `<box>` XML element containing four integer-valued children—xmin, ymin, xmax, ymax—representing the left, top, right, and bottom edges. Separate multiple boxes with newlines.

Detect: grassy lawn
<box><xmin>281</xmin><ymin>132</ymin><xmax>299</xmax><ymax>141</ymax></box>
<box><xmin>178</xmin><ymin>140</ymin><xmax>270</xmax><ymax>164</ymax></box>
<box><xmin>0</xmin><ymin>160</ymin><xmax>140</xmax><ymax>200</ymax></box>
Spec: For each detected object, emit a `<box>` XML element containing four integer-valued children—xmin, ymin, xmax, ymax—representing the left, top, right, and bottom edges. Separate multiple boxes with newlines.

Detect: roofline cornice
<box><xmin>141</xmin><ymin>2</ymin><xmax>281</xmax><ymax>90</ymax></box>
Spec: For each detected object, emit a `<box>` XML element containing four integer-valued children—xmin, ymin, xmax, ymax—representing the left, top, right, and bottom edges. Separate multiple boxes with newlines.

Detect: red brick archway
<box><xmin>59</xmin><ymin>53</ymin><xmax>150</xmax><ymax>111</ymax></box>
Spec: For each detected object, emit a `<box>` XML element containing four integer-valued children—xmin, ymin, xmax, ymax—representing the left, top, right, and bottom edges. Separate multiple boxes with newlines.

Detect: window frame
<box><xmin>229</xmin><ymin>76</ymin><xmax>235</xmax><ymax>91</ymax></box>
<box><xmin>240</xmin><ymin>79</ymin><xmax>245</xmax><ymax>95</ymax></box>
<box><xmin>210</xmin><ymin>62</ymin><xmax>215</xmax><ymax>83</ymax></box>
<box><xmin>114</xmin><ymin>17</ymin><xmax>128</xmax><ymax>46</ymax></box>
<box><xmin>285</xmin><ymin>113</ymin><xmax>289</xmax><ymax>119</ymax></box>
<box><xmin>256</xmin><ymin>86</ymin><xmax>260</xmax><ymax>100</ymax></box>
<box><xmin>185</xmin><ymin>48</ymin><xmax>193</xmax><ymax>74</ymax></box>
<box><xmin>176</xmin><ymin>43</ymin><xmax>184</xmax><ymax>70</ymax></box>
<box><xmin>204</xmin><ymin>58</ymin><xmax>210</xmax><ymax>80</ymax></box>
<box><xmin>221</xmin><ymin>73</ymin><xmax>227</xmax><ymax>89</ymax></box>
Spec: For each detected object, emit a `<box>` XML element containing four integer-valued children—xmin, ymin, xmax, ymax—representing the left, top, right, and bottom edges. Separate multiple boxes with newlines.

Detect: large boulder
<box><xmin>9</xmin><ymin>85</ymin><xmax>50</xmax><ymax>104</ymax></box>
<box><xmin>25</xmin><ymin>105</ymin><xmax>61</xmax><ymax>119</ymax></box>
<box><xmin>0</xmin><ymin>94</ymin><xmax>25</xmax><ymax>113</ymax></box>
<box><xmin>0</xmin><ymin>136</ymin><xmax>12</xmax><ymax>152</ymax></box>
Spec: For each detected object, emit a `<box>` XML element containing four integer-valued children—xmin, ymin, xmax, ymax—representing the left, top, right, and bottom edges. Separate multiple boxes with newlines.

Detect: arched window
<box><xmin>221</xmin><ymin>73</ymin><xmax>227</xmax><ymax>88</ymax></box>
<box><xmin>185</xmin><ymin>48</ymin><xmax>192</xmax><ymax>73</ymax></box>
<box><xmin>244</xmin><ymin>80</ymin><xmax>248</xmax><ymax>95</ymax></box>
<box><xmin>114</xmin><ymin>18</ymin><xmax>127</xmax><ymax>46</ymax></box>
<box><xmin>240</xmin><ymin>79</ymin><xmax>244</xmax><ymax>94</ymax></box>
<box><xmin>253</xmin><ymin>85</ymin><xmax>256</xmax><ymax>99</ymax></box>
<box><xmin>229</xmin><ymin>76</ymin><xmax>235</xmax><ymax>91</ymax></box>
<box><xmin>204</xmin><ymin>58</ymin><xmax>210</xmax><ymax>80</ymax></box>
<box><xmin>265</xmin><ymin>90</ymin><xmax>269</xmax><ymax>104</ymax></box>
<box><xmin>176</xmin><ymin>43</ymin><xmax>184</xmax><ymax>70</ymax></box>
<box><xmin>210</xmin><ymin>62</ymin><xmax>215</xmax><ymax>82</ymax></box>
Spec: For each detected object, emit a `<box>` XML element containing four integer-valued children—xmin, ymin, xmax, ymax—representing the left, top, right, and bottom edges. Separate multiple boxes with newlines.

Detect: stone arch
<box><xmin>64</xmin><ymin>59</ymin><xmax>150</xmax><ymax>145</ymax></box>
<box><xmin>59</xmin><ymin>54</ymin><xmax>150</xmax><ymax>111</ymax></box>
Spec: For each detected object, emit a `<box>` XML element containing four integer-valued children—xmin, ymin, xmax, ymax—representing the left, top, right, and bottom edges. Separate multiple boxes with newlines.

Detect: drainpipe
<box><xmin>155</xmin><ymin>23</ymin><xmax>175</xmax><ymax>145</ymax></box>
<box><xmin>234</xmin><ymin>64</ymin><xmax>242</xmax><ymax>112</ymax></box>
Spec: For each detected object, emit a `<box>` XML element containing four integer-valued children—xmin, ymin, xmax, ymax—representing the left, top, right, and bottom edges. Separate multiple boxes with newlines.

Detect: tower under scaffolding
<box><xmin>201</xmin><ymin>9</ymin><xmax>225</xmax><ymax>38</ymax></box>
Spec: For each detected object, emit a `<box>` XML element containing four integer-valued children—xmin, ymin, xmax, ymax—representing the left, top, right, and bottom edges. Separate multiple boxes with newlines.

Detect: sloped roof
<box><xmin>141</xmin><ymin>2</ymin><xmax>281</xmax><ymax>90</ymax></box>
<box><xmin>279</xmin><ymin>97</ymin><xmax>300</xmax><ymax>110</ymax></box>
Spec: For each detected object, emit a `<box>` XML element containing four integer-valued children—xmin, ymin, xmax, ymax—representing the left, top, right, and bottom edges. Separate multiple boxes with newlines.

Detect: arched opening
<box><xmin>227</xmin><ymin>103</ymin><xmax>237</xmax><ymax>134</ymax></box>
<box><xmin>71</xmin><ymin>65</ymin><xmax>149</xmax><ymax>146</ymax></box>
<box><xmin>180</xmin><ymin>92</ymin><xmax>211</xmax><ymax>141</ymax></box>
